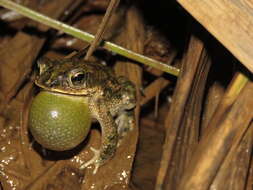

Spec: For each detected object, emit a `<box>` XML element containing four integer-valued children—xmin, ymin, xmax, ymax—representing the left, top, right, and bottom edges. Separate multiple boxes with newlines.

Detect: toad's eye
<box><xmin>70</xmin><ymin>71</ymin><xmax>85</xmax><ymax>85</ymax></box>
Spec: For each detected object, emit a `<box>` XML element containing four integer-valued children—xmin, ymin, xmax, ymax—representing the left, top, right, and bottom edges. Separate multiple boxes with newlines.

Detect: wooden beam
<box><xmin>177</xmin><ymin>0</ymin><xmax>253</xmax><ymax>73</ymax></box>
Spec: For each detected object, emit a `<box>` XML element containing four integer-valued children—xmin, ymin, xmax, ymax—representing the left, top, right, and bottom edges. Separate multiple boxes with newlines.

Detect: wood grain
<box><xmin>155</xmin><ymin>34</ymin><xmax>205</xmax><ymax>190</ymax></box>
<box><xmin>177</xmin><ymin>0</ymin><xmax>253</xmax><ymax>73</ymax></box>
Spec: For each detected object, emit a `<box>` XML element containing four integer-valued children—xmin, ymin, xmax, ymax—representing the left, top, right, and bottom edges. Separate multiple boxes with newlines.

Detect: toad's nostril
<box><xmin>47</xmin><ymin>79</ymin><xmax>59</xmax><ymax>87</ymax></box>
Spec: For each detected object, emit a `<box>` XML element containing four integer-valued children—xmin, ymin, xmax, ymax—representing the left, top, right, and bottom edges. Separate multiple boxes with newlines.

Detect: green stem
<box><xmin>0</xmin><ymin>0</ymin><xmax>180</xmax><ymax>76</ymax></box>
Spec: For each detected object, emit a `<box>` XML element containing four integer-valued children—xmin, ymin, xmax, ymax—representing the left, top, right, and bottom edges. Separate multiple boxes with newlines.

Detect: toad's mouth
<box><xmin>35</xmin><ymin>80</ymin><xmax>90</xmax><ymax>96</ymax></box>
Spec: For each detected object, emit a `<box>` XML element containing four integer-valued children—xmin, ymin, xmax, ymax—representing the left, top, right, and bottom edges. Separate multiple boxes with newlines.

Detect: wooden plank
<box><xmin>177</xmin><ymin>0</ymin><xmax>253</xmax><ymax>73</ymax></box>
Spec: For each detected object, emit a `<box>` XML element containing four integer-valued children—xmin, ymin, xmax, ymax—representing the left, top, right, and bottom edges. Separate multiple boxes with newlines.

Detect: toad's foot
<box><xmin>80</xmin><ymin>147</ymin><xmax>101</xmax><ymax>174</ymax></box>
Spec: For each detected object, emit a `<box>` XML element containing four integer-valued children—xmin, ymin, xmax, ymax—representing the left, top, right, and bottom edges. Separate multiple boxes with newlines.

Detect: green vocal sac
<box><xmin>29</xmin><ymin>91</ymin><xmax>91</xmax><ymax>151</ymax></box>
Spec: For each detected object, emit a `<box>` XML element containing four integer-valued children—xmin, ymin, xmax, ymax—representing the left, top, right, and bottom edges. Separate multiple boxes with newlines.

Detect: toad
<box><xmin>29</xmin><ymin>52</ymin><xmax>136</xmax><ymax>174</ymax></box>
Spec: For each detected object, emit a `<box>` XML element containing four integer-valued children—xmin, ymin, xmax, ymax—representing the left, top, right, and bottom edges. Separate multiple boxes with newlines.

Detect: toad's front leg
<box><xmin>80</xmin><ymin>98</ymin><xmax>118</xmax><ymax>174</ymax></box>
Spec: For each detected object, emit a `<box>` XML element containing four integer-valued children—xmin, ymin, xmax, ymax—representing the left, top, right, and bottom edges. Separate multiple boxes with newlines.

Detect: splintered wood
<box><xmin>152</xmin><ymin>13</ymin><xmax>253</xmax><ymax>188</ymax></box>
<box><xmin>156</xmin><ymin>32</ymin><xmax>208</xmax><ymax>189</ymax></box>
<box><xmin>155</xmin><ymin>28</ymin><xmax>253</xmax><ymax>190</ymax></box>
<box><xmin>178</xmin><ymin>77</ymin><xmax>252</xmax><ymax>190</ymax></box>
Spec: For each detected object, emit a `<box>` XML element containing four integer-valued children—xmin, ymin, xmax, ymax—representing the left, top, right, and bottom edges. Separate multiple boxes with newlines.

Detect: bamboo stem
<box><xmin>0</xmin><ymin>0</ymin><xmax>180</xmax><ymax>76</ymax></box>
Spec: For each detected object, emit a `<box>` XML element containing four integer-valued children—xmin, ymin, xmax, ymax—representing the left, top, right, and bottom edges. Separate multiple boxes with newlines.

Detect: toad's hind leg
<box><xmin>81</xmin><ymin>99</ymin><xmax>118</xmax><ymax>174</ymax></box>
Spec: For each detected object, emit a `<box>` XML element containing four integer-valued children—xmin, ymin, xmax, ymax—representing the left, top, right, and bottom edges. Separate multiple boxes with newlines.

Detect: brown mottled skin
<box><xmin>35</xmin><ymin>52</ymin><xmax>136</xmax><ymax>173</ymax></box>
